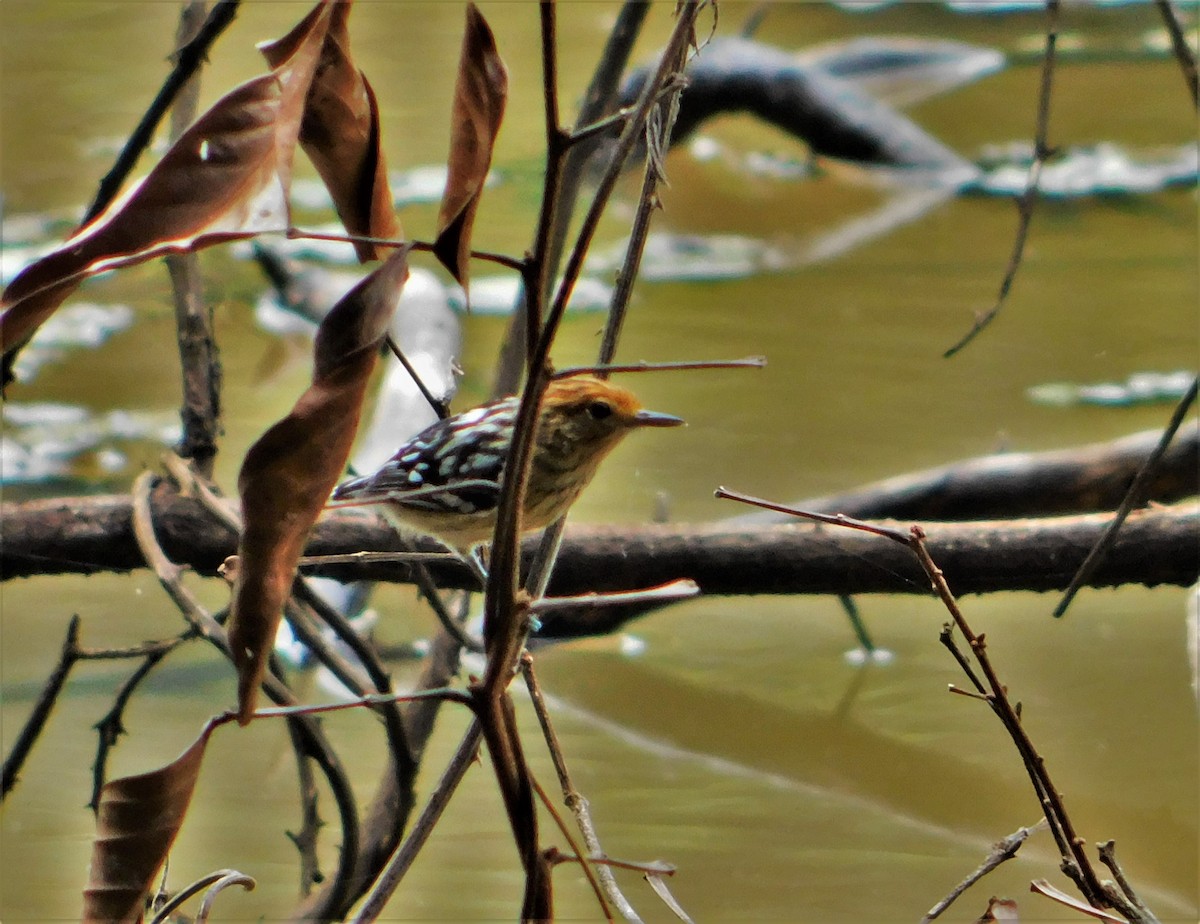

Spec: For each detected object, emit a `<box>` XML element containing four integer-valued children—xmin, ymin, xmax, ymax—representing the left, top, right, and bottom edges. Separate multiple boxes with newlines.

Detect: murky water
<box><xmin>2</xmin><ymin>2</ymin><xmax>1196</xmax><ymax>921</ymax></box>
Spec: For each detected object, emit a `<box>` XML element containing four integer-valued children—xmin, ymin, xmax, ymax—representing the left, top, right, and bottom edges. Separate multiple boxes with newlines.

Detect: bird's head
<box><xmin>536</xmin><ymin>375</ymin><xmax>684</xmax><ymax>465</ymax></box>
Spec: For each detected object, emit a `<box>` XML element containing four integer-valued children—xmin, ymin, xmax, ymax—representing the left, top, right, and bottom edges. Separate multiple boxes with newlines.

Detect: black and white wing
<box><xmin>331</xmin><ymin>400</ymin><xmax>517</xmax><ymax>516</ymax></box>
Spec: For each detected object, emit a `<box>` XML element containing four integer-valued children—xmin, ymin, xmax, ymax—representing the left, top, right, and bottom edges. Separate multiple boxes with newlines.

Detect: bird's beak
<box><xmin>632</xmin><ymin>409</ymin><xmax>685</xmax><ymax>428</ymax></box>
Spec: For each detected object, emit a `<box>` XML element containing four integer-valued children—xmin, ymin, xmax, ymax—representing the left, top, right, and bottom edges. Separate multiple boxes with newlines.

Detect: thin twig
<box><xmin>921</xmin><ymin>822</ymin><xmax>1045</xmax><ymax>922</ymax></box>
<box><xmin>285</xmin><ymin>227</ymin><xmax>525</xmax><ymax>272</ymax></box>
<box><xmin>1153</xmin><ymin>0</ymin><xmax>1200</xmax><ymax>110</ymax></box>
<box><xmin>130</xmin><ymin>472</ymin><xmax>362</xmax><ymax>916</ymax></box>
<box><xmin>908</xmin><ymin>528</ymin><xmax>1112</xmax><ymax>909</ymax></box>
<box><xmin>350</xmin><ymin>722</ymin><xmax>484</xmax><ymax>923</ymax></box>
<box><xmin>555</xmin><ymin>356</ymin><xmax>766</xmax><ymax>379</ymax></box>
<box><xmin>944</xmin><ymin>0</ymin><xmax>1059</xmax><ymax>358</ymax></box>
<box><xmin>491</xmin><ymin>0</ymin><xmax>652</xmax><ymax>395</ymax></box>
<box><xmin>1054</xmin><ymin>375</ymin><xmax>1197</xmax><ymax>617</ymax></box>
<box><xmin>529</xmin><ymin>579</ymin><xmax>698</xmax><ymax>615</ymax></box>
<box><xmin>715</xmin><ymin>487</ymin><xmax>1122</xmax><ymax>911</ymax></box>
<box><xmin>596</xmin><ymin>69</ymin><xmax>688</xmax><ymax>368</ymax></box>
<box><xmin>530</xmin><ymin>774</ymin><xmax>611</xmax><ymax>917</ymax></box>
<box><xmin>298</xmin><ymin>550</ymin><xmax>458</xmax><ymax>568</ymax></box>
<box><xmin>522</xmin><ymin>655</ymin><xmax>643</xmax><ymax>922</ymax></box>
<box><xmin>148</xmin><ymin>869</ymin><xmax>255</xmax><ymax>924</ymax></box>
<box><xmin>1097</xmin><ymin>840</ymin><xmax>1158</xmax><ymax>922</ymax></box>
<box><xmin>384</xmin><ymin>335</ymin><xmax>450</xmax><ymax>421</ymax></box>
<box><xmin>411</xmin><ymin>563</ymin><xmax>485</xmax><ymax>652</ymax></box>
<box><xmin>90</xmin><ymin>631</ymin><xmax>195</xmax><ymax>812</ymax></box>
<box><xmin>286</xmin><ymin>726</ymin><xmax>325</xmax><ymax>896</ymax></box>
<box><xmin>193</xmin><ymin>870</ymin><xmax>256</xmax><ymax>923</ymax></box>
<box><xmin>166</xmin><ymin>0</ymin><xmax>222</xmax><ymax>476</ymax></box>
<box><xmin>0</xmin><ymin>615</ymin><xmax>81</xmax><ymax>800</ymax></box>
<box><xmin>80</xmin><ymin>0</ymin><xmax>241</xmax><ymax>224</ymax></box>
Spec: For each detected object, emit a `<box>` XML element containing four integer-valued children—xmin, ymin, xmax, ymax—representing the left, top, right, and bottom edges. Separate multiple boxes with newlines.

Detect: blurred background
<box><xmin>1</xmin><ymin>1</ymin><xmax>1196</xmax><ymax>920</ymax></box>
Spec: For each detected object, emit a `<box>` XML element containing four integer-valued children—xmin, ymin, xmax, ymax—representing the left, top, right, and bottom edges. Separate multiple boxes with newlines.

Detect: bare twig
<box><xmin>921</xmin><ymin>822</ymin><xmax>1045</xmax><ymax>922</ymax></box>
<box><xmin>553</xmin><ymin>356</ymin><xmax>766</xmax><ymax>379</ymax></box>
<box><xmin>148</xmin><ymin>869</ymin><xmax>255</xmax><ymax>924</ymax></box>
<box><xmin>1153</xmin><ymin>0</ymin><xmax>1200</xmax><ymax>110</ymax></box>
<box><xmin>384</xmin><ymin>334</ymin><xmax>450</xmax><ymax>421</ymax></box>
<box><xmin>944</xmin><ymin>0</ymin><xmax>1059</xmax><ymax>358</ymax></box>
<box><xmin>522</xmin><ymin>655</ymin><xmax>643</xmax><ymax>922</ymax></box>
<box><xmin>715</xmin><ymin>487</ymin><xmax>1141</xmax><ymax>915</ymax></box>
<box><xmin>285</xmin><ymin>727</ymin><xmax>325</xmax><ymax>896</ymax></box>
<box><xmin>1053</xmin><ymin>375</ymin><xmax>1197</xmax><ymax>617</ymax></box>
<box><xmin>531</xmin><ymin>777</ymin><xmax>611</xmax><ymax>916</ymax></box>
<box><xmin>492</xmin><ymin>0</ymin><xmax>653</xmax><ymax>395</ymax></box>
<box><xmin>90</xmin><ymin>630</ymin><xmax>195</xmax><ymax>812</ymax></box>
<box><xmin>166</xmin><ymin>0</ymin><xmax>222</xmax><ymax>476</ymax></box>
<box><xmin>193</xmin><ymin>870</ymin><xmax>256</xmax><ymax>923</ymax></box>
<box><xmin>0</xmin><ymin>615</ymin><xmax>81</xmax><ymax>801</ymax></box>
<box><xmin>597</xmin><ymin>68</ymin><xmax>689</xmax><ymax>368</ymax></box>
<box><xmin>1097</xmin><ymin>840</ymin><xmax>1158</xmax><ymax>921</ymax></box>
<box><xmin>350</xmin><ymin>722</ymin><xmax>484</xmax><ymax>923</ymax></box>
<box><xmin>81</xmin><ymin>0</ymin><xmax>241</xmax><ymax>224</ymax></box>
<box><xmin>130</xmin><ymin>471</ymin><xmax>362</xmax><ymax>917</ymax></box>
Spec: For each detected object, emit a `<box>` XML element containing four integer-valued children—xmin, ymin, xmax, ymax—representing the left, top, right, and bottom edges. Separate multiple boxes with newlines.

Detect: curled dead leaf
<box><xmin>226</xmin><ymin>244</ymin><xmax>410</xmax><ymax>722</ymax></box>
<box><xmin>0</xmin><ymin>2</ymin><xmax>333</xmax><ymax>386</ymax></box>
<box><xmin>261</xmin><ymin>0</ymin><xmax>401</xmax><ymax>260</ymax></box>
<box><xmin>82</xmin><ymin>718</ymin><xmax>227</xmax><ymax>924</ymax></box>
<box><xmin>433</xmin><ymin>2</ymin><xmax>508</xmax><ymax>294</ymax></box>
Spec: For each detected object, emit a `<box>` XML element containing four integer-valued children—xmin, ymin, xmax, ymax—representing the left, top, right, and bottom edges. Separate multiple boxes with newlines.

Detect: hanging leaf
<box><xmin>226</xmin><ymin>244</ymin><xmax>410</xmax><ymax>723</ymax></box>
<box><xmin>0</xmin><ymin>2</ymin><xmax>334</xmax><ymax>386</ymax></box>
<box><xmin>260</xmin><ymin>0</ymin><xmax>402</xmax><ymax>261</ymax></box>
<box><xmin>432</xmin><ymin>2</ymin><xmax>508</xmax><ymax>292</ymax></box>
<box><xmin>81</xmin><ymin>718</ymin><xmax>225</xmax><ymax>924</ymax></box>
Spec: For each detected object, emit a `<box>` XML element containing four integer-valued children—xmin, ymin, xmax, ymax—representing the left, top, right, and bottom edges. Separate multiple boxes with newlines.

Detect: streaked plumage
<box><xmin>330</xmin><ymin>376</ymin><xmax>683</xmax><ymax>551</ymax></box>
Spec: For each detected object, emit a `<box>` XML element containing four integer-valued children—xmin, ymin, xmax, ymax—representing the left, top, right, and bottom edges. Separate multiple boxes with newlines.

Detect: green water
<box><xmin>1</xmin><ymin>2</ymin><xmax>1197</xmax><ymax>921</ymax></box>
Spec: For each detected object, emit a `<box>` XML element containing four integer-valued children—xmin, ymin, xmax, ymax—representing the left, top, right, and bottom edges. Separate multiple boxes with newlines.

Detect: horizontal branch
<box><xmin>3</xmin><ymin>479</ymin><xmax>1195</xmax><ymax>634</ymax></box>
<box><xmin>731</xmin><ymin>425</ymin><xmax>1198</xmax><ymax>524</ymax></box>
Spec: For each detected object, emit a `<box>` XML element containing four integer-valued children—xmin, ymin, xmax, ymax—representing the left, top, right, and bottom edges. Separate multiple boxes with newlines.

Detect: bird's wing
<box><xmin>331</xmin><ymin>402</ymin><xmax>515</xmax><ymax>515</ymax></box>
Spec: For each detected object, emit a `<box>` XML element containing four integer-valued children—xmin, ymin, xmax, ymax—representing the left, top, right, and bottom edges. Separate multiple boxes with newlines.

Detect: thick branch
<box><xmin>4</xmin><ymin>482</ymin><xmax>1194</xmax><ymax>622</ymax></box>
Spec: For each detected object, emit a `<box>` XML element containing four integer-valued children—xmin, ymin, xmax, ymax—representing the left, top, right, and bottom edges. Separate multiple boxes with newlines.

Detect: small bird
<box><xmin>330</xmin><ymin>375</ymin><xmax>683</xmax><ymax>554</ymax></box>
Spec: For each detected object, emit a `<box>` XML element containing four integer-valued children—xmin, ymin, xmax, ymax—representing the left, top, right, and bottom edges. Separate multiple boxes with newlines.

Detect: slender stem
<box><xmin>167</xmin><ymin>0</ymin><xmax>222</xmax><ymax>476</ymax></box>
<box><xmin>908</xmin><ymin>531</ymin><xmax>1110</xmax><ymax>907</ymax></box>
<box><xmin>554</xmin><ymin>356</ymin><xmax>766</xmax><ymax>379</ymax></box>
<box><xmin>921</xmin><ymin>823</ymin><xmax>1043</xmax><ymax>923</ymax></box>
<box><xmin>944</xmin><ymin>0</ymin><xmax>1059</xmax><ymax>358</ymax></box>
<box><xmin>522</xmin><ymin>656</ymin><xmax>643</xmax><ymax>921</ymax></box>
<box><xmin>351</xmin><ymin>722</ymin><xmax>484</xmax><ymax>923</ymax></box>
<box><xmin>384</xmin><ymin>334</ymin><xmax>450</xmax><ymax>420</ymax></box>
<box><xmin>131</xmin><ymin>473</ymin><xmax>362</xmax><ymax>916</ymax></box>
<box><xmin>1054</xmin><ymin>376</ymin><xmax>1197</xmax><ymax>617</ymax></box>
<box><xmin>81</xmin><ymin>0</ymin><xmax>241</xmax><ymax>225</ymax></box>
<box><xmin>1153</xmin><ymin>0</ymin><xmax>1199</xmax><ymax>110</ymax></box>
<box><xmin>0</xmin><ymin>615</ymin><xmax>81</xmax><ymax>801</ymax></box>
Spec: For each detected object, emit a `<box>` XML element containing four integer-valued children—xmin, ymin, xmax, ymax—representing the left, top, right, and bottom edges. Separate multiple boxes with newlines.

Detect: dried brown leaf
<box><xmin>1028</xmin><ymin>880</ymin><xmax>1126</xmax><ymax>922</ymax></box>
<box><xmin>226</xmin><ymin>245</ymin><xmax>409</xmax><ymax>722</ymax></box>
<box><xmin>261</xmin><ymin>0</ymin><xmax>401</xmax><ymax>261</ymax></box>
<box><xmin>0</xmin><ymin>3</ymin><xmax>333</xmax><ymax>384</ymax></box>
<box><xmin>82</xmin><ymin>718</ymin><xmax>224</xmax><ymax>924</ymax></box>
<box><xmin>646</xmin><ymin>871</ymin><xmax>695</xmax><ymax>924</ymax></box>
<box><xmin>433</xmin><ymin>2</ymin><xmax>508</xmax><ymax>292</ymax></box>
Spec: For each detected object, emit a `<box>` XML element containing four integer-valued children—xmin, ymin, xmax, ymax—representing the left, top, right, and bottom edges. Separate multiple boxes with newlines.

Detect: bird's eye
<box><xmin>587</xmin><ymin>400</ymin><xmax>613</xmax><ymax>420</ymax></box>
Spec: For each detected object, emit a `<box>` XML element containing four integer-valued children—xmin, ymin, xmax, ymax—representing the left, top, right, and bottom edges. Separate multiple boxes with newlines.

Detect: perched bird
<box><xmin>330</xmin><ymin>375</ymin><xmax>683</xmax><ymax>554</ymax></box>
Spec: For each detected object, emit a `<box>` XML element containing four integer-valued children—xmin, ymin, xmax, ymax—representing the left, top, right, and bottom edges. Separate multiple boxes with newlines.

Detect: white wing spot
<box><xmin>406</xmin><ymin>470</ymin><xmax>423</xmax><ymax>485</ymax></box>
<box><xmin>456</xmin><ymin>407</ymin><xmax>489</xmax><ymax>426</ymax></box>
